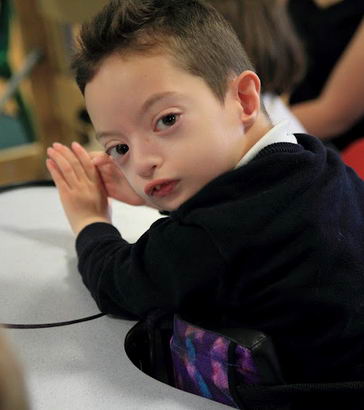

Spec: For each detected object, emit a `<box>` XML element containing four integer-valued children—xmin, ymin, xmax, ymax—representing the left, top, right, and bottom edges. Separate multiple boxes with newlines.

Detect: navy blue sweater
<box><xmin>76</xmin><ymin>134</ymin><xmax>364</xmax><ymax>384</ymax></box>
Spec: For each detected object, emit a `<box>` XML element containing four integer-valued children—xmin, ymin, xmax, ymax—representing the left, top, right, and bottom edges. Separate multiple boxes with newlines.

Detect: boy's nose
<box><xmin>133</xmin><ymin>146</ymin><xmax>162</xmax><ymax>178</ymax></box>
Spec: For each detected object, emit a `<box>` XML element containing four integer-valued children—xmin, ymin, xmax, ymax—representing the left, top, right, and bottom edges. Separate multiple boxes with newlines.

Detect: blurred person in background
<box><xmin>288</xmin><ymin>0</ymin><xmax>364</xmax><ymax>151</ymax></box>
<box><xmin>0</xmin><ymin>329</ymin><xmax>29</xmax><ymax>410</ymax></box>
<box><xmin>206</xmin><ymin>0</ymin><xmax>307</xmax><ymax>134</ymax></box>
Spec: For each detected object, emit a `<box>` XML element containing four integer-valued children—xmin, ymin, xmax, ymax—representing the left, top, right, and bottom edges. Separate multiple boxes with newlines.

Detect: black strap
<box><xmin>145</xmin><ymin>309</ymin><xmax>175</xmax><ymax>385</ymax></box>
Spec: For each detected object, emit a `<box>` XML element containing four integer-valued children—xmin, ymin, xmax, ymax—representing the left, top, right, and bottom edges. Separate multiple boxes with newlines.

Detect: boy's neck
<box><xmin>241</xmin><ymin>112</ymin><xmax>273</xmax><ymax>159</ymax></box>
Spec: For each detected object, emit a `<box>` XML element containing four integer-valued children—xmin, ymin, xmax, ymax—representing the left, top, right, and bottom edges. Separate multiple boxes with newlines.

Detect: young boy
<box><xmin>46</xmin><ymin>0</ymin><xmax>364</xmax><ymax>389</ymax></box>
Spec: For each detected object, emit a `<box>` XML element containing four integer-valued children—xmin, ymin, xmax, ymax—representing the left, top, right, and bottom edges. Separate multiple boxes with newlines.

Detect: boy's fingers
<box><xmin>52</xmin><ymin>143</ymin><xmax>87</xmax><ymax>182</ymax></box>
<box><xmin>47</xmin><ymin>147</ymin><xmax>79</xmax><ymax>187</ymax></box>
<box><xmin>71</xmin><ymin>142</ymin><xmax>97</xmax><ymax>180</ymax></box>
<box><xmin>46</xmin><ymin>159</ymin><xmax>69</xmax><ymax>191</ymax></box>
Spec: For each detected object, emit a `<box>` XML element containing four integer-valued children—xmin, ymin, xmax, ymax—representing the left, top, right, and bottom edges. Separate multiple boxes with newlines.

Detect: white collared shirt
<box><xmin>236</xmin><ymin>121</ymin><xmax>298</xmax><ymax>168</ymax></box>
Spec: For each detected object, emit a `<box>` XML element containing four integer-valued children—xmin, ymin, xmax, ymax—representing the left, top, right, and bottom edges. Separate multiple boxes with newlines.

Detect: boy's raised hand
<box><xmin>89</xmin><ymin>151</ymin><xmax>145</xmax><ymax>206</ymax></box>
<box><xmin>46</xmin><ymin>142</ymin><xmax>111</xmax><ymax>235</ymax></box>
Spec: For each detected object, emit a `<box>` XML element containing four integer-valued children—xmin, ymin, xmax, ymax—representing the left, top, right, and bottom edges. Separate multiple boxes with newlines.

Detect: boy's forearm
<box><xmin>75</xmin><ymin>219</ymin><xmax>226</xmax><ymax>319</ymax></box>
<box><xmin>75</xmin><ymin>222</ymin><xmax>136</xmax><ymax>316</ymax></box>
<box><xmin>73</xmin><ymin>216</ymin><xmax>112</xmax><ymax>236</ymax></box>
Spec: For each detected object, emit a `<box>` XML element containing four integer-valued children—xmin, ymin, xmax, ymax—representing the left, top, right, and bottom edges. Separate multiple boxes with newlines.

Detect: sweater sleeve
<box><xmin>75</xmin><ymin>219</ymin><xmax>226</xmax><ymax>318</ymax></box>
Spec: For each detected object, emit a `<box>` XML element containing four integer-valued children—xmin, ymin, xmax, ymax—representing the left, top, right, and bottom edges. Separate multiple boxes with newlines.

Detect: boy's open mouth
<box><xmin>145</xmin><ymin>180</ymin><xmax>179</xmax><ymax>198</ymax></box>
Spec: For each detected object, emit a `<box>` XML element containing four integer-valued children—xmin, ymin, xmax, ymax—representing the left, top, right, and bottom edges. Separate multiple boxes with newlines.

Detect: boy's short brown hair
<box><xmin>72</xmin><ymin>0</ymin><xmax>255</xmax><ymax>102</ymax></box>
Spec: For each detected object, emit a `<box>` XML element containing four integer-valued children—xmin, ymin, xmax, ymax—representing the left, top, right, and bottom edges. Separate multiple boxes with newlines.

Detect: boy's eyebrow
<box><xmin>95</xmin><ymin>92</ymin><xmax>180</xmax><ymax>141</ymax></box>
<box><xmin>140</xmin><ymin>91</ymin><xmax>179</xmax><ymax>115</ymax></box>
<box><xmin>95</xmin><ymin>131</ymin><xmax>125</xmax><ymax>141</ymax></box>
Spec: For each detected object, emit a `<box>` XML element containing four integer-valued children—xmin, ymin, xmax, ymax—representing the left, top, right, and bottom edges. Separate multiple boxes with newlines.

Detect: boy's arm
<box><xmin>46</xmin><ymin>142</ymin><xmax>111</xmax><ymax>235</ymax></box>
<box><xmin>76</xmin><ymin>218</ymin><xmax>226</xmax><ymax>318</ymax></box>
<box><xmin>47</xmin><ymin>142</ymin><xmax>225</xmax><ymax>317</ymax></box>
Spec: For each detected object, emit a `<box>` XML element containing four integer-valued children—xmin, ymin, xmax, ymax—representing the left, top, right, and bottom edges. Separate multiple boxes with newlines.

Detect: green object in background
<box><xmin>0</xmin><ymin>0</ymin><xmax>12</xmax><ymax>78</ymax></box>
<box><xmin>0</xmin><ymin>0</ymin><xmax>36</xmax><ymax>149</ymax></box>
<box><xmin>0</xmin><ymin>114</ymin><xmax>29</xmax><ymax>149</ymax></box>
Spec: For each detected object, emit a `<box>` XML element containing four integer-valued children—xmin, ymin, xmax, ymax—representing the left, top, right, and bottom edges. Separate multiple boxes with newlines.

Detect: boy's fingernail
<box><xmin>73</xmin><ymin>141</ymin><xmax>83</xmax><ymax>149</ymax></box>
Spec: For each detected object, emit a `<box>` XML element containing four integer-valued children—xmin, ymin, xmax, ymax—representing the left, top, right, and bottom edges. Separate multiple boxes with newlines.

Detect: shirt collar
<box><xmin>236</xmin><ymin>121</ymin><xmax>298</xmax><ymax>168</ymax></box>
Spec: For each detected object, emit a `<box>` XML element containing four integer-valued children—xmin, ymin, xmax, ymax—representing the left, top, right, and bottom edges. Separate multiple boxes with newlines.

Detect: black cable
<box><xmin>2</xmin><ymin>313</ymin><xmax>106</xmax><ymax>329</ymax></box>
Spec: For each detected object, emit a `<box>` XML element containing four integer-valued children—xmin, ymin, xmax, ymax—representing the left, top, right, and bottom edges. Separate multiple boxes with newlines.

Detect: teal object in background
<box><xmin>0</xmin><ymin>0</ymin><xmax>36</xmax><ymax>149</ymax></box>
<box><xmin>0</xmin><ymin>114</ymin><xmax>29</xmax><ymax>149</ymax></box>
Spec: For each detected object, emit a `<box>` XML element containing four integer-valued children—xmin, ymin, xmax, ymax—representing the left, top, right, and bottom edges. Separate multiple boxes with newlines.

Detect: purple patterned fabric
<box><xmin>170</xmin><ymin>316</ymin><xmax>260</xmax><ymax>408</ymax></box>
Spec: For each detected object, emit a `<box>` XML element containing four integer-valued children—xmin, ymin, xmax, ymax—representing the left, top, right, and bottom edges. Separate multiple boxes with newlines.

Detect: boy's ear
<box><xmin>233</xmin><ymin>71</ymin><xmax>261</xmax><ymax>130</ymax></box>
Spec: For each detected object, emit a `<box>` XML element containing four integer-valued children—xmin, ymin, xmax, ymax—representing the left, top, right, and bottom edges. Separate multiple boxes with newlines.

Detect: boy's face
<box><xmin>85</xmin><ymin>52</ymin><xmax>250</xmax><ymax>211</ymax></box>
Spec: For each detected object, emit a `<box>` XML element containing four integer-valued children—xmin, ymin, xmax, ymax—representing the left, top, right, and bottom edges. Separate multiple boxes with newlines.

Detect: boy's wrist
<box><xmin>72</xmin><ymin>217</ymin><xmax>111</xmax><ymax>236</ymax></box>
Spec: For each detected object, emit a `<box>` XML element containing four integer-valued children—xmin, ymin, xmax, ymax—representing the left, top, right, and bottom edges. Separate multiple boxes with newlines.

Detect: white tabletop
<box><xmin>0</xmin><ymin>184</ymin><xmax>228</xmax><ymax>409</ymax></box>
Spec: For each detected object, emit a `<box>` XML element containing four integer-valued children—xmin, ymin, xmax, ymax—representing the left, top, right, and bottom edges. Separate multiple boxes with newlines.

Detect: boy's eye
<box><xmin>107</xmin><ymin>144</ymin><xmax>129</xmax><ymax>158</ymax></box>
<box><xmin>155</xmin><ymin>113</ymin><xmax>179</xmax><ymax>131</ymax></box>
